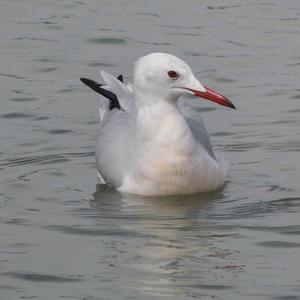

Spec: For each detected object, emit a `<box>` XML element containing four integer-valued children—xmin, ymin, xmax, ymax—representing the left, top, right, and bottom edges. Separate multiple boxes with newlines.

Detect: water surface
<box><xmin>1</xmin><ymin>0</ymin><xmax>300</xmax><ymax>299</ymax></box>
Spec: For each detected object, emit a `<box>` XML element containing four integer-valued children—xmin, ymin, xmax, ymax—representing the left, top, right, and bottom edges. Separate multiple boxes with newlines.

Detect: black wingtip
<box><xmin>80</xmin><ymin>77</ymin><xmax>89</xmax><ymax>84</ymax></box>
<box><xmin>117</xmin><ymin>74</ymin><xmax>123</xmax><ymax>82</ymax></box>
<box><xmin>80</xmin><ymin>77</ymin><xmax>97</xmax><ymax>85</ymax></box>
<box><xmin>80</xmin><ymin>77</ymin><xmax>103</xmax><ymax>94</ymax></box>
<box><xmin>80</xmin><ymin>77</ymin><xmax>121</xmax><ymax>110</ymax></box>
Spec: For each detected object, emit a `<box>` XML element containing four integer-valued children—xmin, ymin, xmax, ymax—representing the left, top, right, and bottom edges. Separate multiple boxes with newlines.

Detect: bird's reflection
<box><xmin>91</xmin><ymin>184</ymin><xmax>228</xmax><ymax>296</ymax></box>
<box><xmin>92</xmin><ymin>183</ymin><xmax>224</xmax><ymax>216</ymax></box>
<box><xmin>91</xmin><ymin>183</ymin><xmax>225</xmax><ymax>251</ymax></box>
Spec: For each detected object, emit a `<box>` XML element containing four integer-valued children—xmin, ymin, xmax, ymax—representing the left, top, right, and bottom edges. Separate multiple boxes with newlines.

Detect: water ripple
<box><xmin>0</xmin><ymin>73</ymin><xmax>26</xmax><ymax>80</ymax></box>
<box><xmin>47</xmin><ymin>129</ymin><xmax>73</xmax><ymax>135</ymax></box>
<box><xmin>265</xmin><ymin>141</ymin><xmax>300</xmax><ymax>152</ymax></box>
<box><xmin>10</xmin><ymin>97</ymin><xmax>37</xmax><ymax>102</ymax></box>
<box><xmin>225</xmin><ymin>142</ymin><xmax>262</xmax><ymax>152</ymax></box>
<box><xmin>207</xmin><ymin>5</ymin><xmax>242</xmax><ymax>10</ymax></box>
<box><xmin>0</xmin><ymin>152</ymin><xmax>94</xmax><ymax>169</ymax></box>
<box><xmin>1</xmin><ymin>113</ymin><xmax>35</xmax><ymax>119</ymax></box>
<box><xmin>87</xmin><ymin>37</ymin><xmax>127</xmax><ymax>44</ymax></box>
<box><xmin>240</xmin><ymin>225</ymin><xmax>300</xmax><ymax>235</ymax></box>
<box><xmin>44</xmin><ymin>224</ymin><xmax>150</xmax><ymax>238</ymax></box>
<box><xmin>211</xmin><ymin>197</ymin><xmax>300</xmax><ymax>220</ymax></box>
<box><xmin>2</xmin><ymin>272</ymin><xmax>83</xmax><ymax>283</ymax></box>
<box><xmin>256</xmin><ymin>241</ymin><xmax>300</xmax><ymax>248</ymax></box>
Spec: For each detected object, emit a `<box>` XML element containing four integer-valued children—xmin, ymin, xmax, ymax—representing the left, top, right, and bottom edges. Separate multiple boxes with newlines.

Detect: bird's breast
<box><xmin>121</xmin><ymin>137</ymin><xmax>224</xmax><ymax>195</ymax></box>
<box><xmin>120</xmin><ymin>108</ymin><xmax>226</xmax><ymax>195</ymax></box>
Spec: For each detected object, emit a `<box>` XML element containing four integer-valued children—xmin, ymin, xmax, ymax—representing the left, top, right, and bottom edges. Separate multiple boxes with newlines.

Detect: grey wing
<box><xmin>96</xmin><ymin>110</ymin><xmax>135</xmax><ymax>188</ymax></box>
<box><xmin>179</xmin><ymin>101</ymin><xmax>216</xmax><ymax>160</ymax></box>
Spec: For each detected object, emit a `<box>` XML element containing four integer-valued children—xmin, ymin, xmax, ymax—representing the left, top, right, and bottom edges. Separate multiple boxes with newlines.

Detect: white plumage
<box><xmin>85</xmin><ymin>53</ymin><xmax>235</xmax><ymax>196</ymax></box>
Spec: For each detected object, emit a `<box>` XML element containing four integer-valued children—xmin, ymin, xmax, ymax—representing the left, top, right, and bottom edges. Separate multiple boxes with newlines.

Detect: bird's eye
<box><xmin>167</xmin><ymin>70</ymin><xmax>179</xmax><ymax>79</ymax></box>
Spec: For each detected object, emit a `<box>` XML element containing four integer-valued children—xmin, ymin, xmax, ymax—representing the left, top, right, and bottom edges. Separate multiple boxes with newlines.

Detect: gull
<box><xmin>81</xmin><ymin>53</ymin><xmax>235</xmax><ymax>196</ymax></box>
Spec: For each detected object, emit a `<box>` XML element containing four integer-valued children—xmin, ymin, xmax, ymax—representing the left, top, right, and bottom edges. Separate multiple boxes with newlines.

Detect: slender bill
<box><xmin>185</xmin><ymin>86</ymin><xmax>236</xmax><ymax>109</ymax></box>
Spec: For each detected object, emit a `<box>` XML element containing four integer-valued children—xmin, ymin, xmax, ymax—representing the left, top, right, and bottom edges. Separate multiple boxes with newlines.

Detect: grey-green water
<box><xmin>1</xmin><ymin>0</ymin><xmax>300</xmax><ymax>299</ymax></box>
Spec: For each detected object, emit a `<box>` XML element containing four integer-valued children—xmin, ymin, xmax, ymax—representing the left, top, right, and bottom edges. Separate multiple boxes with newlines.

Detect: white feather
<box><xmin>100</xmin><ymin>71</ymin><xmax>134</xmax><ymax>112</ymax></box>
<box><xmin>95</xmin><ymin>53</ymin><xmax>230</xmax><ymax>196</ymax></box>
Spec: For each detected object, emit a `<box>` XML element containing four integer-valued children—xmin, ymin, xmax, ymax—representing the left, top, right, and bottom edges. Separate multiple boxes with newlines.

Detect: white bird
<box><xmin>81</xmin><ymin>53</ymin><xmax>235</xmax><ymax>196</ymax></box>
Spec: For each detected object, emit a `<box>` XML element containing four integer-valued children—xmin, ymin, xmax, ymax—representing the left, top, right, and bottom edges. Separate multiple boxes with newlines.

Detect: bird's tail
<box><xmin>80</xmin><ymin>71</ymin><xmax>135</xmax><ymax>123</ymax></box>
<box><xmin>80</xmin><ymin>76</ymin><xmax>122</xmax><ymax>111</ymax></box>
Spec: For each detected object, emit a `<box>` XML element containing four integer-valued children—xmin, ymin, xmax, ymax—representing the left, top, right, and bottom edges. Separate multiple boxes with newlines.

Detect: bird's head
<box><xmin>133</xmin><ymin>52</ymin><xmax>235</xmax><ymax>109</ymax></box>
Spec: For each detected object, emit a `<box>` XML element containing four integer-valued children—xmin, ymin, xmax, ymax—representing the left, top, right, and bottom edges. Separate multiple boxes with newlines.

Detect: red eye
<box><xmin>167</xmin><ymin>70</ymin><xmax>179</xmax><ymax>79</ymax></box>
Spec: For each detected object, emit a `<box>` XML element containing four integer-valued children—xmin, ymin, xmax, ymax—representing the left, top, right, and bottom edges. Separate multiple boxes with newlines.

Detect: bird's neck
<box><xmin>135</xmin><ymin>99</ymin><xmax>192</xmax><ymax>147</ymax></box>
<box><xmin>134</xmin><ymin>88</ymin><xmax>179</xmax><ymax>110</ymax></box>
